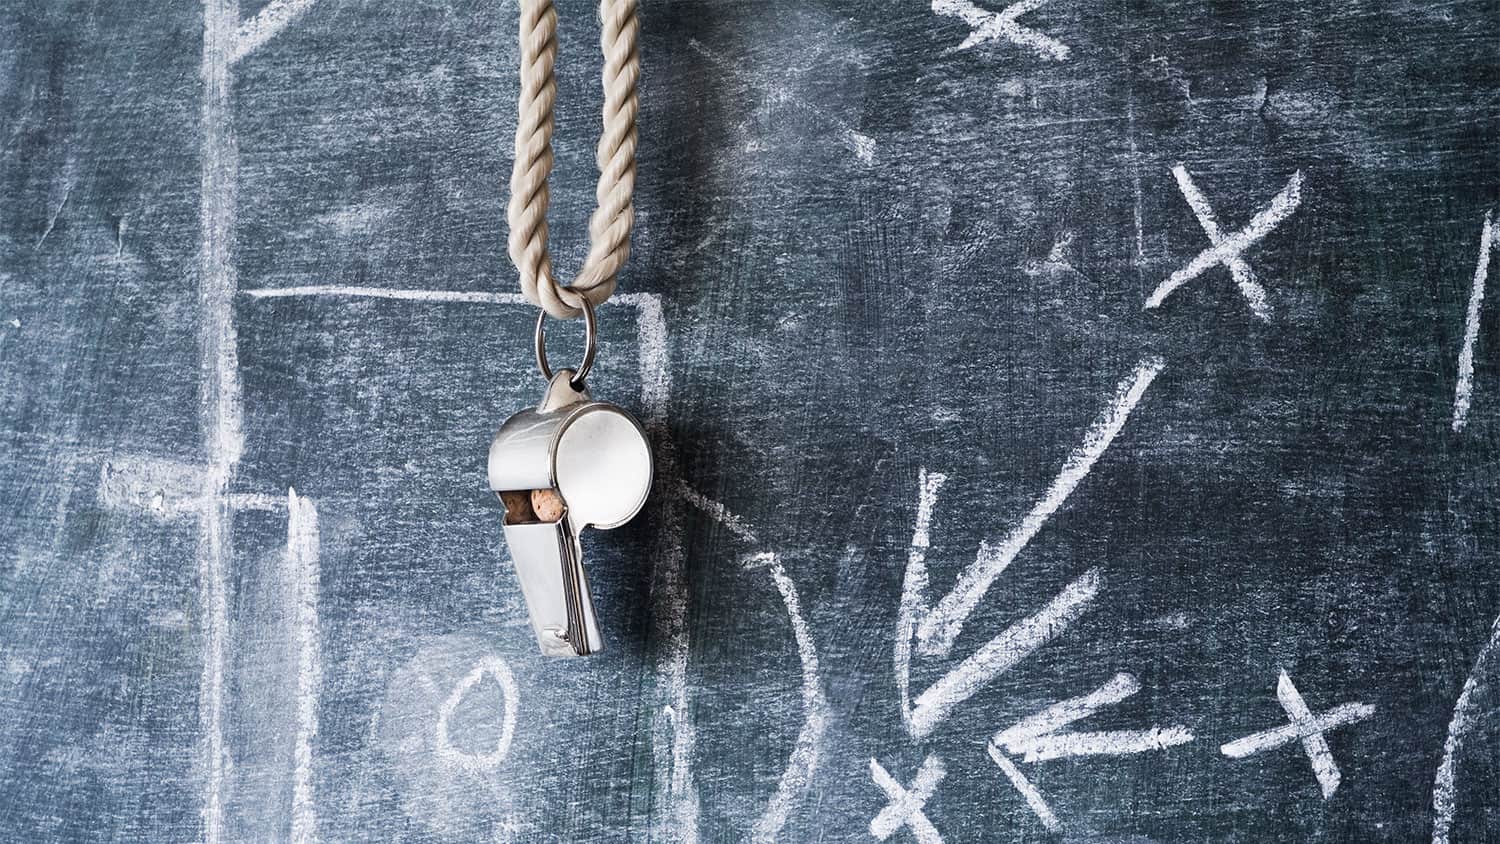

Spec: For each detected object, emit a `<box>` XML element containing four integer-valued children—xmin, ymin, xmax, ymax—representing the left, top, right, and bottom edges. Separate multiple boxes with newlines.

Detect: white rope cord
<box><xmin>508</xmin><ymin>0</ymin><xmax>640</xmax><ymax>319</ymax></box>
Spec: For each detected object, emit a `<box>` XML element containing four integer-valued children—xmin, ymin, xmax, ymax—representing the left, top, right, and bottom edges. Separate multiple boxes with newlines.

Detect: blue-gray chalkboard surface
<box><xmin>2</xmin><ymin>0</ymin><xmax>1499</xmax><ymax>841</ymax></box>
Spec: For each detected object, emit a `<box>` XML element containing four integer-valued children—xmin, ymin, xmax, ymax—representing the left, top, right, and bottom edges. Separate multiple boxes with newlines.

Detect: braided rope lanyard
<box><xmin>508</xmin><ymin>0</ymin><xmax>640</xmax><ymax>332</ymax></box>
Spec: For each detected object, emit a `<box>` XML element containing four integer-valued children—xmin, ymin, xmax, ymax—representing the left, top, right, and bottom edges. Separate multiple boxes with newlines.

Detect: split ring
<box><xmin>534</xmin><ymin>293</ymin><xmax>597</xmax><ymax>389</ymax></box>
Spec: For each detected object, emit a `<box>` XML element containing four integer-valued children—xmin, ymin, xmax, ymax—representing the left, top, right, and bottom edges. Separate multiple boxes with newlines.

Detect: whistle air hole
<box><xmin>497</xmin><ymin>489</ymin><xmax>567</xmax><ymax>524</ymax></box>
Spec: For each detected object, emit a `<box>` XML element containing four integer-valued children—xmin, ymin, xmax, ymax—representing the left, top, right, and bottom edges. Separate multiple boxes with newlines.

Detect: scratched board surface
<box><xmin>2</xmin><ymin>0</ymin><xmax>1499</xmax><ymax>840</ymax></box>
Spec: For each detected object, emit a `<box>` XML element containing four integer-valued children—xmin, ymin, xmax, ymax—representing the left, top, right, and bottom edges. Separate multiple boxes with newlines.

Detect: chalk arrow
<box><xmin>992</xmin><ymin>672</ymin><xmax>1195</xmax><ymax>763</ymax></box>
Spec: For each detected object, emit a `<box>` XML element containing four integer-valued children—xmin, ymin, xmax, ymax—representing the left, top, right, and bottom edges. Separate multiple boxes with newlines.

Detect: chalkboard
<box><xmin>2</xmin><ymin>0</ymin><xmax>1499</xmax><ymax>840</ymax></box>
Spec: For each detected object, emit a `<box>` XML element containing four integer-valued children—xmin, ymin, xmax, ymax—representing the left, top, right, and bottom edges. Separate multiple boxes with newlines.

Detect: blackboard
<box><xmin>2</xmin><ymin>0</ymin><xmax>1499</xmax><ymax>840</ymax></box>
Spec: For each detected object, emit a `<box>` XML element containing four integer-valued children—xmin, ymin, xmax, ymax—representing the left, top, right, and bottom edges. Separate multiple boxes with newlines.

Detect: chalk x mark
<box><xmin>1170</xmin><ymin>164</ymin><xmax>1272</xmax><ymax>320</ymax></box>
<box><xmin>1145</xmin><ymin>167</ymin><xmax>1303</xmax><ymax>314</ymax></box>
<box><xmin>1220</xmin><ymin>670</ymin><xmax>1374</xmax><ymax>799</ymax></box>
<box><xmin>1452</xmin><ymin>210</ymin><xmax>1496</xmax><ymax>432</ymax></box>
<box><xmin>1434</xmin><ymin>611</ymin><xmax>1500</xmax><ymax>843</ymax></box>
<box><xmin>914</xmin><ymin>356</ymin><xmax>1163</xmax><ymax>658</ymax></box>
<box><xmin>932</xmin><ymin>0</ymin><xmax>1071</xmax><ymax>61</ymax></box>
<box><xmin>870</xmin><ymin>755</ymin><xmax>946</xmax><ymax>844</ymax></box>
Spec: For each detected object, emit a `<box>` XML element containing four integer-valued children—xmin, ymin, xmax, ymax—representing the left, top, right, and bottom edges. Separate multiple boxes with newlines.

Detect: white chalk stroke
<box><xmin>870</xmin><ymin>755</ymin><xmax>946</xmax><ymax>844</ymax></box>
<box><xmin>908</xmin><ymin>567</ymin><xmax>1102</xmax><ymax>740</ymax></box>
<box><xmin>992</xmin><ymin>672</ymin><xmax>1194</xmax><ymax>763</ymax></box>
<box><xmin>932</xmin><ymin>0</ymin><xmax>1071</xmax><ymax>61</ymax></box>
<box><xmin>895</xmin><ymin>469</ymin><xmax>948</xmax><ymax>731</ymax></box>
<box><xmin>1220</xmin><ymin>670</ymin><xmax>1374</xmax><ymax>799</ymax></box>
<box><xmin>986</xmin><ymin>745</ymin><xmax>1060</xmax><ymax>833</ymax></box>
<box><xmin>1433</xmin><ymin>610</ymin><xmax>1500</xmax><ymax>843</ymax></box>
<box><xmin>679</xmin><ymin>481</ymin><xmax>760</xmax><ymax>544</ymax></box>
<box><xmin>1145</xmin><ymin>167</ymin><xmax>1304</xmax><ymax>314</ymax></box>
<box><xmin>986</xmin><ymin>673</ymin><xmax>1190</xmax><ymax>831</ymax></box>
<box><xmin>914</xmin><ymin>356</ymin><xmax>1164</xmax><ymax>657</ymax></box>
<box><xmin>742</xmin><ymin>553</ymin><xmax>830</xmax><ymax>844</ymax></box>
<box><xmin>198</xmin><ymin>3</ymin><xmax>242</xmax><ymax>839</ymax></box>
<box><xmin>1170</xmin><ymin>164</ymin><xmax>1273</xmax><ymax>320</ymax></box>
<box><xmin>230</xmin><ymin>0</ymin><xmax>323</xmax><ymax>65</ymax></box>
<box><xmin>1452</xmin><ymin>209</ymin><xmax>1496</xmax><ymax>432</ymax></box>
<box><xmin>434</xmin><ymin>655</ymin><xmax>520</xmax><ymax>772</ymax></box>
<box><xmin>286</xmin><ymin>489</ymin><xmax>321</xmax><ymax>844</ymax></box>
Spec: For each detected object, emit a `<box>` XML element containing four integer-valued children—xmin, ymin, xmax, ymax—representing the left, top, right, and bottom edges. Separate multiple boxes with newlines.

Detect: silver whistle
<box><xmin>489</xmin><ymin>301</ymin><xmax>653</xmax><ymax>657</ymax></box>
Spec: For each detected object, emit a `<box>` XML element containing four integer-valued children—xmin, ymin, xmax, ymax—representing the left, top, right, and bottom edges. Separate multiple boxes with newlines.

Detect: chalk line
<box><xmin>869</xmin><ymin>755</ymin><xmax>946</xmax><ymax>844</ymax></box>
<box><xmin>679</xmin><ymin>482</ymin><xmax>760</xmax><ymax>544</ymax></box>
<box><xmin>1012</xmin><ymin>726</ymin><xmax>1195</xmax><ymax>763</ymax></box>
<box><xmin>1434</xmin><ymin>611</ymin><xmax>1500</xmax><ymax>843</ymax></box>
<box><xmin>434</xmin><ymin>655</ymin><xmax>519</xmax><ymax>772</ymax></box>
<box><xmin>98</xmin><ymin>457</ymin><xmax>287</xmax><ymax>518</ymax></box>
<box><xmin>229</xmin><ymin>0</ymin><xmax>321</xmax><ymax>65</ymax></box>
<box><xmin>1219</xmin><ymin>701</ymin><xmax>1374</xmax><ymax>757</ymax></box>
<box><xmin>896</xmin><ymin>469</ymin><xmax>948</xmax><ymax>730</ymax></box>
<box><xmin>287</xmin><ymin>489</ymin><xmax>321</xmax><ymax>843</ymax></box>
<box><xmin>1274</xmin><ymin>670</ymin><xmax>1342</xmax><ymax>799</ymax></box>
<box><xmin>986</xmin><ymin>744</ymin><xmax>1060</xmax><ymax>833</ymax></box>
<box><xmin>915</xmin><ymin>356</ymin><xmax>1163</xmax><ymax>657</ymax></box>
<box><xmin>1145</xmin><ymin>170</ymin><xmax>1303</xmax><ymax>311</ymax></box>
<box><xmin>1452</xmin><ymin>210</ymin><xmax>1495</xmax><ymax>432</ymax></box>
<box><xmin>245</xmin><ymin>285</ymin><xmax>531</xmax><ymax>305</ymax></box>
<box><xmin>994</xmin><ymin>673</ymin><xmax>1193</xmax><ymax>762</ymax></box>
<box><xmin>933</xmin><ymin>0</ymin><xmax>1070</xmax><ymax>61</ymax></box>
<box><xmin>1171</xmin><ymin>164</ymin><xmax>1271</xmax><ymax>320</ymax></box>
<box><xmin>908</xmin><ymin>568</ymin><xmax>1103</xmax><ymax>740</ymax></box>
<box><xmin>744</xmin><ymin>554</ymin><xmax>829</xmax><ymax>844</ymax></box>
<box><xmin>198</xmin><ymin>1</ymin><xmax>241</xmax><ymax>839</ymax></box>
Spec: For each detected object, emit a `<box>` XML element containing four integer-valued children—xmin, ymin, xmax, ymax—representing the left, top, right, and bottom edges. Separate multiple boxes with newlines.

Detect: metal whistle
<box><xmin>489</xmin><ymin>301</ymin><xmax>652</xmax><ymax>657</ymax></box>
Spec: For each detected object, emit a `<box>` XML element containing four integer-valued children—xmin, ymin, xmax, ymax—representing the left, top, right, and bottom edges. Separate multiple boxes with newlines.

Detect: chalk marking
<box><xmin>287</xmin><ymin>489</ymin><xmax>320</xmax><ymax>843</ymax></box>
<box><xmin>679</xmin><ymin>482</ymin><xmax>760</xmax><ymax>543</ymax></box>
<box><xmin>1434</xmin><ymin>611</ymin><xmax>1500</xmax><ymax>843</ymax></box>
<box><xmin>98</xmin><ymin>457</ymin><xmax>287</xmax><ymax>518</ymax></box>
<box><xmin>229</xmin><ymin>0</ymin><xmax>321</xmax><ymax>65</ymax></box>
<box><xmin>744</xmin><ymin>554</ymin><xmax>829</xmax><ymax>844</ymax></box>
<box><xmin>895</xmin><ymin>469</ymin><xmax>948</xmax><ymax>731</ymax></box>
<box><xmin>434</xmin><ymin>655</ymin><xmax>520</xmax><ymax>772</ymax></box>
<box><xmin>245</xmin><ymin>285</ymin><xmax>531</xmax><ymax>305</ymax></box>
<box><xmin>1219</xmin><ymin>670</ymin><xmax>1373</xmax><ymax>799</ymax></box>
<box><xmin>1170</xmin><ymin>164</ymin><xmax>1272</xmax><ymax>320</ymax></box>
<box><xmin>1452</xmin><ymin>210</ymin><xmax>1496</xmax><ymax>432</ymax></box>
<box><xmin>869</xmin><ymin>755</ymin><xmax>945</xmax><ymax>844</ymax></box>
<box><xmin>993</xmin><ymin>671</ymin><xmax>1193</xmax><ymax>760</ymax></box>
<box><xmin>908</xmin><ymin>567</ymin><xmax>1102</xmax><ymax>740</ymax></box>
<box><xmin>198</xmin><ymin>1</ymin><xmax>241</xmax><ymax>839</ymax></box>
<box><xmin>986</xmin><ymin>745</ymin><xmax>1060</xmax><ymax>833</ymax></box>
<box><xmin>932</xmin><ymin>0</ymin><xmax>1070</xmax><ymax>61</ymax></box>
<box><xmin>915</xmin><ymin>356</ymin><xmax>1164</xmax><ymax>657</ymax></box>
<box><xmin>686</xmin><ymin>38</ymin><xmax>876</xmax><ymax>167</ymax></box>
<box><xmin>36</xmin><ymin>177</ymin><xmax>73</xmax><ymax>249</ymax></box>
<box><xmin>1145</xmin><ymin>169</ymin><xmax>1303</xmax><ymax>312</ymax></box>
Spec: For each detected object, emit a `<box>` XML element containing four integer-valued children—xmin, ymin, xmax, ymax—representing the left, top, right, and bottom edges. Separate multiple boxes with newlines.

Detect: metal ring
<box><xmin>534</xmin><ymin>294</ymin><xmax>596</xmax><ymax>388</ymax></box>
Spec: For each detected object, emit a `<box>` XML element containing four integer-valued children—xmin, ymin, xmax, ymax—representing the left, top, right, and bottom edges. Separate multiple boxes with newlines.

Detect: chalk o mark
<box><xmin>435</xmin><ymin>655</ymin><xmax>520</xmax><ymax>772</ymax></box>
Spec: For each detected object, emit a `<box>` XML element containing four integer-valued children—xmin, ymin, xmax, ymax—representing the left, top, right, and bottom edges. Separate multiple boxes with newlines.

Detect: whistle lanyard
<box><xmin>507</xmin><ymin>0</ymin><xmax>640</xmax><ymax>331</ymax></box>
<box><xmin>491</xmin><ymin>0</ymin><xmax>652</xmax><ymax>658</ymax></box>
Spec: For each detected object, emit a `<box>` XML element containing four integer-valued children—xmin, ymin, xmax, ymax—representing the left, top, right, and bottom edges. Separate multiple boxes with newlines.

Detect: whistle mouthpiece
<box><xmin>501</xmin><ymin>509</ymin><xmax>603</xmax><ymax>657</ymax></box>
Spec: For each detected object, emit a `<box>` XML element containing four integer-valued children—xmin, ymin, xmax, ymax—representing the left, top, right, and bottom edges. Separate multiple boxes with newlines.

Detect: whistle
<box><xmin>489</xmin><ymin>369</ymin><xmax>653</xmax><ymax>656</ymax></box>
